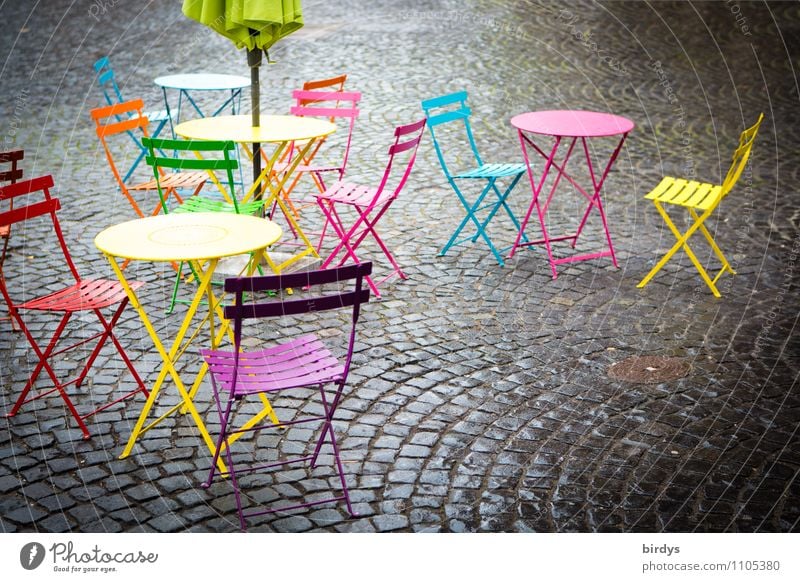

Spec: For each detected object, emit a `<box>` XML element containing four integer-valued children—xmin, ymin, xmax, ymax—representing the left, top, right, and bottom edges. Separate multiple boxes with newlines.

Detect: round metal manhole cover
<box><xmin>607</xmin><ymin>355</ymin><xmax>690</xmax><ymax>384</ymax></box>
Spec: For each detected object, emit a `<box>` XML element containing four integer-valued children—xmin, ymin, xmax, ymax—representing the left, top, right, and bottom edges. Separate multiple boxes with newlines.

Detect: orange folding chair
<box><xmin>91</xmin><ymin>99</ymin><xmax>208</xmax><ymax>218</ymax></box>
<box><xmin>637</xmin><ymin>113</ymin><xmax>764</xmax><ymax>297</ymax></box>
<box><xmin>1</xmin><ymin>149</ymin><xmax>23</xmax><ymax>330</ymax></box>
<box><xmin>0</xmin><ymin>175</ymin><xmax>148</xmax><ymax>439</ymax></box>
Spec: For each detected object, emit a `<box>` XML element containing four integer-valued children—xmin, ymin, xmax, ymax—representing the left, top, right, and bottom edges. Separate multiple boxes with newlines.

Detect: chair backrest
<box><xmin>301</xmin><ymin>74</ymin><xmax>347</xmax><ymax>98</ymax></box>
<box><xmin>0</xmin><ymin>149</ymin><xmax>24</xmax><ymax>267</ymax></box>
<box><xmin>143</xmin><ymin>137</ymin><xmax>239</xmax><ymax>214</ymax></box>
<box><xmin>720</xmin><ymin>113</ymin><xmax>764</xmax><ymax>197</ymax></box>
<box><xmin>372</xmin><ymin>119</ymin><xmax>427</xmax><ymax>205</ymax></box>
<box><xmin>0</xmin><ymin>176</ymin><xmax>80</xmax><ymax>284</ymax></box>
<box><xmin>93</xmin><ymin>56</ymin><xmax>125</xmax><ymax>106</ymax></box>
<box><xmin>223</xmin><ymin>262</ymin><xmax>373</xmax><ymax>385</ymax></box>
<box><xmin>421</xmin><ymin>91</ymin><xmax>482</xmax><ymax>178</ymax></box>
<box><xmin>0</xmin><ymin>150</ymin><xmax>24</xmax><ymax>185</ymax></box>
<box><xmin>91</xmin><ymin>99</ymin><xmax>151</xmax><ymax>195</ymax></box>
<box><xmin>290</xmin><ymin>89</ymin><xmax>361</xmax><ymax>173</ymax></box>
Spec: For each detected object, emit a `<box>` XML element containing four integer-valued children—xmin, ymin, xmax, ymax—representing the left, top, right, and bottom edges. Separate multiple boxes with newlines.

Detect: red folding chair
<box><xmin>315</xmin><ymin>119</ymin><xmax>426</xmax><ymax>298</ymax></box>
<box><xmin>0</xmin><ymin>149</ymin><xmax>24</xmax><ymax>330</ymax></box>
<box><xmin>0</xmin><ymin>175</ymin><xmax>148</xmax><ymax>439</ymax></box>
<box><xmin>201</xmin><ymin>262</ymin><xmax>372</xmax><ymax>530</ymax></box>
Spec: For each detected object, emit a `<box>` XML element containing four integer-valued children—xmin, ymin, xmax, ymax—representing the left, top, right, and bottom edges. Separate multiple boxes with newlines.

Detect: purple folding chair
<box><xmin>200</xmin><ymin>262</ymin><xmax>372</xmax><ymax>531</ymax></box>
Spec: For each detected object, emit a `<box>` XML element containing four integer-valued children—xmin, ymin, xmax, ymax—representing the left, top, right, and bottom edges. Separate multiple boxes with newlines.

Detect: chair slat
<box><xmin>142</xmin><ymin>137</ymin><xmax>234</xmax><ymax>152</ymax></box>
<box><xmin>0</xmin><ymin>175</ymin><xmax>55</xmax><ymax>199</ymax></box>
<box><xmin>225</xmin><ymin>262</ymin><xmax>373</xmax><ymax>293</ymax></box>
<box><xmin>421</xmin><ymin>91</ymin><xmax>468</xmax><ymax>110</ymax></box>
<box><xmin>144</xmin><ymin>156</ymin><xmax>237</xmax><ymax>171</ymax></box>
<box><xmin>91</xmin><ymin>98</ymin><xmax>144</xmax><ymax>120</ymax></box>
<box><xmin>96</xmin><ymin>116</ymin><xmax>148</xmax><ymax>137</ymax></box>
<box><xmin>0</xmin><ymin>199</ymin><xmax>60</xmax><ymax>227</ymax></box>
<box><xmin>0</xmin><ymin>150</ymin><xmax>24</xmax><ymax>163</ymax></box>
<box><xmin>424</xmin><ymin>107</ymin><xmax>471</xmax><ymax>127</ymax></box>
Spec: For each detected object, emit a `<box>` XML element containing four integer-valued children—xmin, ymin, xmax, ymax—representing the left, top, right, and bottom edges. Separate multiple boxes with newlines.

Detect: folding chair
<box><xmin>92</xmin><ymin>99</ymin><xmax>208</xmax><ymax>219</ymax></box>
<box><xmin>0</xmin><ymin>149</ymin><xmax>23</xmax><ymax>330</ymax></box>
<box><xmin>637</xmin><ymin>113</ymin><xmax>764</xmax><ymax>298</ymax></box>
<box><xmin>270</xmin><ymin>77</ymin><xmax>359</xmax><ymax>225</ymax></box>
<box><xmin>201</xmin><ymin>262</ymin><xmax>372</xmax><ymax>530</ymax></box>
<box><xmin>0</xmin><ymin>175</ymin><xmax>148</xmax><ymax>439</ymax></box>
<box><xmin>315</xmin><ymin>119</ymin><xmax>426</xmax><ymax>299</ymax></box>
<box><xmin>421</xmin><ymin>91</ymin><xmax>529</xmax><ymax>266</ymax></box>
<box><xmin>142</xmin><ymin>136</ymin><xmax>266</xmax><ymax>313</ymax></box>
<box><xmin>93</xmin><ymin>56</ymin><xmax>172</xmax><ymax>182</ymax></box>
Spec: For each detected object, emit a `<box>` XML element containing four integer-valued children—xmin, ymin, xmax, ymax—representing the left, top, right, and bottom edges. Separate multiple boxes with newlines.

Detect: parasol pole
<box><xmin>247</xmin><ymin>28</ymin><xmax>262</xmax><ymax>203</ymax></box>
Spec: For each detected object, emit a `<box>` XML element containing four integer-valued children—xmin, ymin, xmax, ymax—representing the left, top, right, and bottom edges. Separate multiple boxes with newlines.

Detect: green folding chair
<box><xmin>142</xmin><ymin>137</ymin><xmax>266</xmax><ymax>312</ymax></box>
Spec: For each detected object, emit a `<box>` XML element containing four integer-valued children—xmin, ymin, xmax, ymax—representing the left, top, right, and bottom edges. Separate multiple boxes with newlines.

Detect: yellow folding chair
<box><xmin>637</xmin><ymin>113</ymin><xmax>763</xmax><ymax>298</ymax></box>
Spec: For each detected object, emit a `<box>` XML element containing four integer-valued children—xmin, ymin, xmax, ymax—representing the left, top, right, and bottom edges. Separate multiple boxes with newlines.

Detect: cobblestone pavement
<box><xmin>1</xmin><ymin>0</ymin><xmax>798</xmax><ymax>533</ymax></box>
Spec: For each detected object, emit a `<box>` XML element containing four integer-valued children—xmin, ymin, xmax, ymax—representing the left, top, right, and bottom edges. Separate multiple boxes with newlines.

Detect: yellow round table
<box><xmin>175</xmin><ymin>114</ymin><xmax>335</xmax><ymax>144</ymax></box>
<box><xmin>95</xmin><ymin>211</ymin><xmax>281</xmax><ymax>261</ymax></box>
<box><xmin>175</xmin><ymin>115</ymin><xmax>336</xmax><ymax>274</ymax></box>
<box><xmin>95</xmin><ymin>212</ymin><xmax>282</xmax><ymax>471</ymax></box>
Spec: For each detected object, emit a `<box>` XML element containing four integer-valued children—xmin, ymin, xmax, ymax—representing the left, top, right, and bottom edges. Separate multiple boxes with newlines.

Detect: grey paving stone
<box><xmin>0</xmin><ymin>0</ymin><xmax>797</xmax><ymax>534</ymax></box>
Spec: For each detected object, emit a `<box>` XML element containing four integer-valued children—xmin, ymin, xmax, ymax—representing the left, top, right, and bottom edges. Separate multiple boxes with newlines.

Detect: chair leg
<box><xmin>166</xmin><ymin>262</ymin><xmax>185</xmax><ymax>315</ymax></box>
<box><xmin>637</xmin><ymin>203</ymin><xmax>722</xmax><ymax>297</ymax></box>
<box><xmin>441</xmin><ymin>179</ymin><xmax>505</xmax><ymax>265</ymax></box>
<box><xmin>203</xmin><ymin>379</ymin><xmax>235</xmax><ymax>488</ymax></box>
<box><xmin>86</xmin><ymin>303</ymin><xmax>149</xmax><ymax>399</ymax></box>
<box><xmin>690</xmin><ymin>208</ymin><xmax>736</xmax><ymax>275</ymax></box>
<box><xmin>6</xmin><ymin>312</ymin><xmax>92</xmax><ymax>439</ymax></box>
<box><xmin>311</xmin><ymin>383</ymin><xmax>355</xmax><ymax>515</ymax></box>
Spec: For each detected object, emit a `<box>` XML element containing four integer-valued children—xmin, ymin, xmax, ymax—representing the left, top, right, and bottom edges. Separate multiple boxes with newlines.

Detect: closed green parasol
<box><xmin>182</xmin><ymin>0</ymin><xmax>304</xmax><ymax>191</ymax></box>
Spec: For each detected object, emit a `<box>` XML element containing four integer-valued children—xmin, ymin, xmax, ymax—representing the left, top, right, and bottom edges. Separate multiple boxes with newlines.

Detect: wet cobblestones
<box><xmin>1</xmin><ymin>0</ymin><xmax>799</xmax><ymax>532</ymax></box>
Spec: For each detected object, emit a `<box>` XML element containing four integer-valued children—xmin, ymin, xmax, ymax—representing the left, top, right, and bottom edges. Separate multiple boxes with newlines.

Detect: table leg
<box><xmin>210</xmin><ymin>89</ymin><xmax>241</xmax><ymax>117</ymax></box>
<box><xmin>182</xmin><ymin>253</ymin><xmax>281</xmax><ymax>433</ymax></box>
<box><xmin>110</xmin><ymin>255</ymin><xmax>227</xmax><ymax>472</ymax></box>
<box><xmin>572</xmin><ymin>134</ymin><xmax>628</xmax><ymax>267</ymax></box>
<box><xmin>161</xmin><ymin>87</ymin><xmax>176</xmax><ymax>139</ymax></box>
<box><xmin>512</xmin><ymin>130</ymin><xmax>627</xmax><ymax>275</ymax></box>
<box><xmin>510</xmin><ymin>132</ymin><xmax>562</xmax><ymax>278</ymax></box>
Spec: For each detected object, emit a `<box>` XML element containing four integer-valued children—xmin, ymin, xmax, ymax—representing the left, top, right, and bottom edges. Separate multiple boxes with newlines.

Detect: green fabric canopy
<box><xmin>182</xmin><ymin>0</ymin><xmax>303</xmax><ymax>51</ymax></box>
<box><xmin>182</xmin><ymin>0</ymin><xmax>305</xmax><ymax>200</ymax></box>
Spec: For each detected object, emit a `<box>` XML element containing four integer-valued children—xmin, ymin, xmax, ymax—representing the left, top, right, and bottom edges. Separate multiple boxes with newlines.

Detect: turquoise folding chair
<box><xmin>93</xmin><ymin>56</ymin><xmax>171</xmax><ymax>182</ymax></box>
<box><xmin>421</xmin><ymin>91</ymin><xmax>528</xmax><ymax>266</ymax></box>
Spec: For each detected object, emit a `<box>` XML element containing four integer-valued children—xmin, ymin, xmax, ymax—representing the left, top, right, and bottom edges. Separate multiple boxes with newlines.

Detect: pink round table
<box><xmin>509</xmin><ymin>110</ymin><xmax>635</xmax><ymax>278</ymax></box>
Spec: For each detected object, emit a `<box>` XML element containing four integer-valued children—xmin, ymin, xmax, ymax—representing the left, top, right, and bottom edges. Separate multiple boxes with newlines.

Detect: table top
<box><xmin>154</xmin><ymin>73</ymin><xmax>250</xmax><ymax>91</ymax></box>
<box><xmin>511</xmin><ymin>110</ymin><xmax>635</xmax><ymax>137</ymax></box>
<box><xmin>95</xmin><ymin>212</ymin><xmax>282</xmax><ymax>262</ymax></box>
<box><xmin>175</xmin><ymin>115</ymin><xmax>336</xmax><ymax>144</ymax></box>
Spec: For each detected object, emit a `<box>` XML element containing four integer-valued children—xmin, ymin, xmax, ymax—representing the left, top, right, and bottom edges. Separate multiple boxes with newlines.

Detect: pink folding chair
<box><xmin>269</xmin><ymin>87</ymin><xmax>361</xmax><ymax>252</ymax></box>
<box><xmin>200</xmin><ymin>262</ymin><xmax>372</xmax><ymax>530</ymax></box>
<box><xmin>315</xmin><ymin>119</ymin><xmax>426</xmax><ymax>298</ymax></box>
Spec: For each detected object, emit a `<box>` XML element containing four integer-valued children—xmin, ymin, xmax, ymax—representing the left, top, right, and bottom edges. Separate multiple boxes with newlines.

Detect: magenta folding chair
<box><xmin>315</xmin><ymin>119</ymin><xmax>426</xmax><ymax>298</ymax></box>
<box><xmin>0</xmin><ymin>175</ymin><xmax>148</xmax><ymax>439</ymax></box>
<box><xmin>200</xmin><ymin>262</ymin><xmax>372</xmax><ymax>531</ymax></box>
